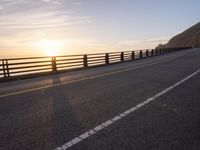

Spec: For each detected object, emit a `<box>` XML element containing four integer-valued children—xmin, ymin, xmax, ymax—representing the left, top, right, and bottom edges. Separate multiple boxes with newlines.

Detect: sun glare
<box><xmin>37</xmin><ymin>39</ymin><xmax>64</xmax><ymax>56</ymax></box>
<box><xmin>47</xmin><ymin>49</ymin><xmax>57</xmax><ymax>56</ymax></box>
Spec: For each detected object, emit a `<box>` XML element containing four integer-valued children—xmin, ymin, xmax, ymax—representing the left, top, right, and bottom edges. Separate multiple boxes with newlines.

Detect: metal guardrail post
<box><xmin>151</xmin><ymin>49</ymin><xmax>154</xmax><ymax>56</ymax></box>
<box><xmin>5</xmin><ymin>59</ymin><xmax>10</xmax><ymax>77</ymax></box>
<box><xmin>83</xmin><ymin>55</ymin><xmax>88</xmax><ymax>67</ymax></box>
<box><xmin>146</xmin><ymin>50</ymin><xmax>149</xmax><ymax>57</ymax></box>
<box><xmin>121</xmin><ymin>52</ymin><xmax>124</xmax><ymax>62</ymax></box>
<box><xmin>131</xmin><ymin>51</ymin><xmax>135</xmax><ymax>60</ymax></box>
<box><xmin>2</xmin><ymin>59</ymin><xmax>10</xmax><ymax>78</ymax></box>
<box><xmin>155</xmin><ymin>49</ymin><xmax>158</xmax><ymax>55</ymax></box>
<box><xmin>2</xmin><ymin>59</ymin><xmax>6</xmax><ymax>78</ymax></box>
<box><xmin>51</xmin><ymin>56</ymin><xmax>57</xmax><ymax>72</ymax></box>
<box><xmin>140</xmin><ymin>50</ymin><xmax>143</xmax><ymax>58</ymax></box>
<box><xmin>105</xmin><ymin>53</ymin><xmax>109</xmax><ymax>64</ymax></box>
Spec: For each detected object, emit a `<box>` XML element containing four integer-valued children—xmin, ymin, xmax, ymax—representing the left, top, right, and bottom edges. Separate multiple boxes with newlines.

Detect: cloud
<box><xmin>115</xmin><ymin>37</ymin><xmax>170</xmax><ymax>49</ymax></box>
<box><xmin>41</xmin><ymin>0</ymin><xmax>62</xmax><ymax>5</ymax></box>
<box><xmin>0</xmin><ymin>12</ymin><xmax>92</xmax><ymax>29</ymax></box>
<box><xmin>0</xmin><ymin>0</ymin><xmax>61</xmax><ymax>5</ymax></box>
<box><xmin>0</xmin><ymin>0</ymin><xmax>91</xmax><ymax>29</ymax></box>
<box><xmin>73</xmin><ymin>1</ymin><xmax>82</xmax><ymax>5</ymax></box>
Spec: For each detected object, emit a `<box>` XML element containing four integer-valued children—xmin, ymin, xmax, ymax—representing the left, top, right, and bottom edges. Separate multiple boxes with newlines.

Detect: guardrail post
<box><xmin>151</xmin><ymin>49</ymin><xmax>154</xmax><ymax>56</ymax></box>
<box><xmin>146</xmin><ymin>50</ymin><xmax>149</xmax><ymax>57</ymax></box>
<box><xmin>105</xmin><ymin>53</ymin><xmax>109</xmax><ymax>64</ymax></box>
<box><xmin>51</xmin><ymin>56</ymin><xmax>57</xmax><ymax>72</ymax></box>
<box><xmin>83</xmin><ymin>55</ymin><xmax>88</xmax><ymax>67</ymax></box>
<box><xmin>155</xmin><ymin>49</ymin><xmax>158</xmax><ymax>55</ymax></box>
<box><xmin>121</xmin><ymin>52</ymin><xmax>124</xmax><ymax>61</ymax></box>
<box><xmin>131</xmin><ymin>51</ymin><xmax>135</xmax><ymax>60</ymax></box>
<box><xmin>5</xmin><ymin>59</ymin><xmax>10</xmax><ymax>77</ymax></box>
<box><xmin>140</xmin><ymin>50</ymin><xmax>143</xmax><ymax>58</ymax></box>
<box><xmin>2</xmin><ymin>59</ymin><xmax>6</xmax><ymax>78</ymax></box>
<box><xmin>2</xmin><ymin>59</ymin><xmax>10</xmax><ymax>78</ymax></box>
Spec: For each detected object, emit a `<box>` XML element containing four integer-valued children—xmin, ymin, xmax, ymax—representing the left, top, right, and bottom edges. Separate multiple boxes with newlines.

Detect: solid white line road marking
<box><xmin>55</xmin><ymin>68</ymin><xmax>200</xmax><ymax>150</ymax></box>
<box><xmin>0</xmin><ymin>52</ymin><xmax>190</xmax><ymax>98</ymax></box>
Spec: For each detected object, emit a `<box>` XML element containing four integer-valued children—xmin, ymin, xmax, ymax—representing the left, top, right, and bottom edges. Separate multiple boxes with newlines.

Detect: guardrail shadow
<box><xmin>50</xmin><ymin>77</ymin><xmax>86</xmax><ymax>149</ymax></box>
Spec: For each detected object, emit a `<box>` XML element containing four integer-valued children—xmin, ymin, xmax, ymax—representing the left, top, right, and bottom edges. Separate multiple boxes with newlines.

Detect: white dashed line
<box><xmin>55</xmin><ymin>68</ymin><xmax>200</xmax><ymax>150</ymax></box>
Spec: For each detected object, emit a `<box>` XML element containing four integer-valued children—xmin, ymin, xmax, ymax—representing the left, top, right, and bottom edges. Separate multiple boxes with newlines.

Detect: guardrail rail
<box><xmin>0</xmin><ymin>47</ymin><xmax>191</xmax><ymax>81</ymax></box>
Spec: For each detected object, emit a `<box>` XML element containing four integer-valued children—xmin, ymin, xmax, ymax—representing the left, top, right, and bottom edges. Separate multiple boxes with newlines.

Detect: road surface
<box><xmin>0</xmin><ymin>48</ymin><xmax>200</xmax><ymax>150</ymax></box>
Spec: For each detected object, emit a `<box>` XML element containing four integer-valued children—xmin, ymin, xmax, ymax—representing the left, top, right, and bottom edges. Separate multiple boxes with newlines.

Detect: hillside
<box><xmin>160</xmin><ymin>22</ymin><xmax>200</xmax><ymax>48</ymax></box>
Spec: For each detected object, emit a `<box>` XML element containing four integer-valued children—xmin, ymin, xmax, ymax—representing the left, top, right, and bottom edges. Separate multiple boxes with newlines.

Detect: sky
<box><xmin>0</xmin><ymin>0</ymin><xmax>199</xmax><ymax>58</ymax></box>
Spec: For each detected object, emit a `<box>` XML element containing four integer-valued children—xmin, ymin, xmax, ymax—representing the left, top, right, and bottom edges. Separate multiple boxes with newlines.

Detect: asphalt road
<box><xmin>0</xmin><ymin>48</ymin><xmax>200</xmax><ymax>150</ymax></box>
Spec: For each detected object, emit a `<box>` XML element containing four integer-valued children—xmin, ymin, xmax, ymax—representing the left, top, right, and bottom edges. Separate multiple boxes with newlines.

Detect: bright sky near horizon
<box><xmin>0</xmin><ymin>0</ymin><xmax>199</xmax><ymax>58</ymax></box>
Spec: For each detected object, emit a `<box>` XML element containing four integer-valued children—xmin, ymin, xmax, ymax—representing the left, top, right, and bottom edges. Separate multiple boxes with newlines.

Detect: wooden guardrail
<box><xmin>0</xmin><ymin>47</ymin><xmax>191</xmax><ymax>81</ymax></box>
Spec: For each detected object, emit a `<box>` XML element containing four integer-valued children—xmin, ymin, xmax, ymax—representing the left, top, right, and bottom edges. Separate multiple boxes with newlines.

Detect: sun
<box><xmin>37</xmin><ymin>39</ymin><xmax>63</xmax><ymax>56</ymax></box>
<box><xmin>47</xmin><ymin>49</ymin><xmax>57</xmax><ymax>56</ymax></box>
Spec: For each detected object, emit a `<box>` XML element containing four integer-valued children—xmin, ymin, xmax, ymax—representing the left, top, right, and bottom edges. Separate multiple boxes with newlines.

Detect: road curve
<box><xmin>0</xmin><ymin>48</ymin><xmax>200</xmax><ymax>150</ymax></box>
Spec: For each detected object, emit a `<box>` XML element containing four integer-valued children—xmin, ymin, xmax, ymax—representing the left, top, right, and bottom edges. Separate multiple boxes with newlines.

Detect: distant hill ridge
<box><xmin>158</xmin><ymin>22</ymin><xmax>200</xmax><ymax>48</ymax></box>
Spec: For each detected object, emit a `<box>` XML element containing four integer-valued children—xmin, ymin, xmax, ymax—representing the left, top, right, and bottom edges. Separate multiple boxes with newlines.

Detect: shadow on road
<box><xmin>50</xmin><ymin>77</ymin><xmax>87</xmax><ymax>149</ymax></box>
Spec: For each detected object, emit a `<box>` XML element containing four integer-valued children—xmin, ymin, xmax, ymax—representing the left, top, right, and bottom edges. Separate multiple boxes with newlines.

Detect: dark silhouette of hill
<box><xmin>157</xmin><ymin>22</ymin><xmax>200</xmax><ymax>48</ymax></box>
